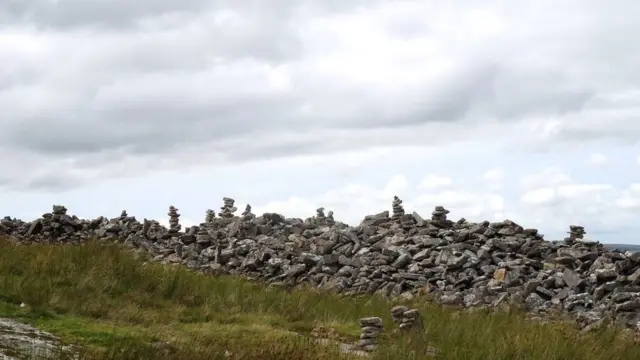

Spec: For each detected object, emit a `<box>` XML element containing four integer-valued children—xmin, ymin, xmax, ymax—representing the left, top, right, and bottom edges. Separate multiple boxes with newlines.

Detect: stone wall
<box><xmin>1</xmin><ymin>197</ymin><xmax>640</xmax><ymax>332</ymax></box>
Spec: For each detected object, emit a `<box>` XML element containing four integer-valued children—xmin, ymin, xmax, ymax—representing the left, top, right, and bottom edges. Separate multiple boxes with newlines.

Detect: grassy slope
<box><xmin>0</xmin><ymin>238</ymin><xmax>638</xmax><ymax>360</ymax></box>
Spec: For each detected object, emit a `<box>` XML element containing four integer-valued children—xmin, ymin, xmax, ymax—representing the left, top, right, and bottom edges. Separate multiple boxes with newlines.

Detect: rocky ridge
<box><xmin>2</xmin><ymin>197</ymin><xmax>640</xmax><ymax>332</ymax></box>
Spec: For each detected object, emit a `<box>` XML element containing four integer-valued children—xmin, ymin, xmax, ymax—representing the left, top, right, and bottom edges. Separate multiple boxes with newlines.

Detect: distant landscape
<box><xmin>602</xmin><ymin>244</ymin><xmax>640</xmax><ymax>252</ymax></box>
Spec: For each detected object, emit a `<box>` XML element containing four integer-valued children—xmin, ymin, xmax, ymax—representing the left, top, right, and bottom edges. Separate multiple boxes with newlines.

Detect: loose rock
<box><xmin>1</xmin><ymin>198</ymin><xmax>640</xmax><ymax>332</ymax></box>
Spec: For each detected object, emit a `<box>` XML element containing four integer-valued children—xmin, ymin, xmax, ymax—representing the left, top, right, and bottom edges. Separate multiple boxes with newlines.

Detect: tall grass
<box><xmin>0</xmin><ymin>238</ymin><xmax>638</xmax><ymax>360</ymax></box>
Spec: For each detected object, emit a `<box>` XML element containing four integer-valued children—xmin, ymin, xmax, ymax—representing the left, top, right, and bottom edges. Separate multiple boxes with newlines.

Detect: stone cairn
<box><xmin>564</xmin><ymin>225</ymin><xmax>586</xmax><ymax>245</ymax></box>
<box><xmin>391</xmin><ymin>196</ymin><xmax>405</xmax><ymax>220</ymax></box>
<box><xmin>431</xmin><ymin>205</ymin><xmax>450</xmax><ymax>227</ymax></box>
<box><xmin>167</xmin><ymin>206</ymin><xmax>181</xmax><ymax>234</ymax></box>
<box><xmin>391</xmin><ymin>305</ymin><xmax>424</xmax><ymax>332</ymax></box>
<box><xmin>241</xmin><ymin>204</ymin><xmax>255</xmax><ymax>221</ymax></box>
<box><xmin>358</xmin><ymin>317</ymin><xmax>383</xmax><ymax>352</ymax></box>
<box><xmin>51</xmin><ymin>205</ymin><xmax>67</xmax><ymax>218</ymax></box>
<box><xmin>316</xmin><ymin>207</ymin><xmax>327</xmax><ymax>225</ymax></box>
<box><xmin>326</xmin><ymin>210</ymin><xmax>335</xmax><ymax>226</ymax></box>
<box><xmin>195</xmin><ymin>224</ymin><xmax>210</xmax><ymax>246</ymax></box>
<box><xmin>204</xmin><ymin>209</ymin><xmax>215</xmax><ymax>225</ymax></box>
<box><xmin>119</xmin><ymin>210</ymin><xmax>127</xmax><ymax>220</ymax></box>
<box><xmin>218</xmin><ymin>197</ymin><xmax>237</xmax><ymax>219</ymax></box>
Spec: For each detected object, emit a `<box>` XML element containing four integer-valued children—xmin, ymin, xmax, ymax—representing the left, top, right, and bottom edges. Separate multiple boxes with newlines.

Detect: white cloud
<box><xmin>483</xmin><ymin>167</ymin><xmax>504</xmax><ymax>182</ymax></box>
<box><xmin>520</xmin><ymin>167</ymin><xmax>572</xmax><ymax>189</ymax></box>
<box><xmin>521</xmin><ymin>187</ymin><xmax>556</xmax><ymax>206</ymax></box>
<box><xmin>417</xmin><ymin>174</ymin><xmax>452</xmax><ymax>190</ymax></box>
<box><xmin>588</xmin><ymin>153</ymin><xmax>607</xmax><ymax>165</ymax></box>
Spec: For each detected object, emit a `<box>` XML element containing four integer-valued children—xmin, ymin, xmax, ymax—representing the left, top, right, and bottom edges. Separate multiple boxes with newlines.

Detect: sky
<box><xmin>1</xmin><ymin>0</ymin><xmax>640</xmax><ymax>244</ymax></box>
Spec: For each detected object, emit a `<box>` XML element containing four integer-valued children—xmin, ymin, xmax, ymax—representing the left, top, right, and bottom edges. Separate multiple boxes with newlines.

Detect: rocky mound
<box><xmin>1</xmin><ymin>197</ymin><xmax>640</xmax><ymax>332</ymax></box>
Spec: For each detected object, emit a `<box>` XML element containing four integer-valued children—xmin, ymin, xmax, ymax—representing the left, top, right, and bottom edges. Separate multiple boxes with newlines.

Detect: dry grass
<box><xmin>0</xmin><ymin>237</ymin><xmax>638</xmax><ymax>360</ymax></box>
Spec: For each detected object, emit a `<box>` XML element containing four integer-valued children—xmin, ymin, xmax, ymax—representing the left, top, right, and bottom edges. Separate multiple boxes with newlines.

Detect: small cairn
<box><xmin>119</xmin><ymin>210</ymin><xmax>128</xmax><ymax>220</ymax></box>
<box><xmin>358</xmin><ymin>317</ymin><xmax>383</xmax><ymax>352</ymax></box>
<box><xmin>241</xmin><ymin>204</ymin><xmax>255</xmax><ymax>221</ymax></box>
<box><xmin>391</xmin><ymin>196</ymin><xmax>405</xmax><ymax>220</ymax></box>
<box><xmin>391</xmin><ymin>306</ymin><xmax>424</xmax><ymax>332</ymax></box>
<box><xmin>430</xmin><ymin>205</ymin><xmax>451</xmax><ymax>227</ymax></box>
<box><xmin>195</xmin><ymin>225</ymin><xmax>210</xmax><ymax>246</ymax></box>
<box><xmin>204</xmin><ymin>209</ymin><xmax>215</xmax><ymax>225</ymax></box>
<box><xmin>564</xmin><ymin>225</ymin><xmax>586</xmax><ymax>245</ymax></box>
<box><xmin>326</xmin><ymin>210</ymin><xmax>335</xmax><ymax>226</ymax></box>
<box><xmin>51</xmin><ymin>205</ymin><xmax>67</xmax><ymax>221</ymax></box>
<box><xmin>316</xmin><ymin>207</ymin><xmax>327</xmax><ymax>225</ymax></box>
<box><xmin>218</xmin><ymin>197</ymin><xmax>237</xmax><ymax>218</ymax></box>
<box><xmin>167</xmin><ymin>206</ymin><xmax>181</xmax><ymax>234</ymax></box>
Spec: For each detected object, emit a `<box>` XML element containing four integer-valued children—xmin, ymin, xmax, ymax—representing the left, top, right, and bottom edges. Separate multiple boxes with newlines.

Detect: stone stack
<box><xmin>120</xmin><ymin>210</ymin><xmax>128</xmax><ymax>220</ymax></box>
<box><xmin>218</xmin><ymin>197</ymin><xmax>237</xmax><ymax>219</ymax></box>
<box><xmin>51</xmin><ymin>205</ymin><xmax>67</xmax><ymax>218</ymax></box>
<box><xmin>358</xmin><ymin>317</ymin><xmax>383</xmax><ymax>352</ymax></box>
<box><xmin>564</xmin><ymin>225</ymin><xmax>586</xmax><ymax>245</ymax></box>
<box><xmin>241</xmin><ymin>204</ymin><xmax>255</xmax><ymax>221</ymax></box>
<box><xmin>205</xmin><ymin>209</ymin><xmax>215</xmax><ymax>225</ymax></box>
<box><xmin>167</xmin><ymin>206</ymin><xmax>181</xmax><ymax>234</ymax></box>
<box><xmin>431</xmin><ymin>205</ymin><xmax>451</xmax><ymax>227</ymax></box>
<box><xmin>316</xmin><ymin>207</ymin><xmax>327</xmax><ymax>225</ymax></box>
<box><xmin>195</xmin><ymin>226</ymin><xmax>210</xmax><ymax>246</ymax></box>
<box><xmin>391</xmin><ymin>196</ymin><xmax>405</xmax><ymax>220</ymax></box>
<box><xmin>391</xmin><ymin>306</ymin><xmax>424</xmax><ymax>332</ymax></box>
<box><xmin>326</xmin><ymin>210</ymin><xmax>335</xmax><ymax>226</ymax></box>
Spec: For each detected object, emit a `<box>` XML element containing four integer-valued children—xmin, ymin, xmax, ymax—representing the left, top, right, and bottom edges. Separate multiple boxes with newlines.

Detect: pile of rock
<box><xmin>167</xmin><ymin>206</ymin><xmax>181</xmax><ymax>234</ymax></box>
<box><xmin>391</xmin><ymin>196</ymin><xmax>404</xmax><ymax>220</ymax></box>
<box><xmin>241</xmin><ymin>205</ymin><xmax>255</xmax><ymax>221</ymax></box>
<box><xmin>205</xmin><ymin>209</ymin><xmax>215</xmax><ymax>225</ymax></box>
<box><xmin>316</xmin><ymin>207</ymin><xmax>327</xmax><ymax>226</ymax></box>
<box><xmin>218</xmin><ymin>197</ymin><xmax>237</xmax><ymax>218</ymax></box>
<box><xmin>358</xmin><ymin>317</ymin><xmax>383</xmax><ymax>352</ymax></box>
<box><xmin>2</xmin><ymin>196</ymin><xmax>640</xmax><ymax>332</ymax></box>
<box><xmin>565</xmin><ymin>225</ymin><xmax>586</xmax><ymax>245</ymax></box>
<box><xmin>391</xmin><ymin>306</ymin><xmax>424</xmax><ymax>332</ymax></box>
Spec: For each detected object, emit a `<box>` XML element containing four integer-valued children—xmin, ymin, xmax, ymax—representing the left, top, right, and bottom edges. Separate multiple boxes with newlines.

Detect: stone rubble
<box><xmin>2</xmin><ymin>197</ymin><xmax>640</xmax><ymax>332</ymax></box>
<box><xmin>358</xmin><ymin>317</ymin><xmax>383</xmax><ymax>352</ymax></box>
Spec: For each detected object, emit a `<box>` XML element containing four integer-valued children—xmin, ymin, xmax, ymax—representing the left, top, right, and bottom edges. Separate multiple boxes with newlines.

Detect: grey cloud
<box><xmin>1</xmin><ymin>0</ymin><xmax>220</xmax><ymax>29</ymax></box>
<box><xmin>2</xmin><ymin>0</ymin><xmax>640</xmax><ymax>191</ymax></box>
<box><xmin>0</xmin><ymin>0</ymin><xmax>385</xmax><ymax>29</ymax></box>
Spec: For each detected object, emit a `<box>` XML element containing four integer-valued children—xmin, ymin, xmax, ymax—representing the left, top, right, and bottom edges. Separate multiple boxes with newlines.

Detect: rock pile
<box><xmin>2</xmin><ymin>196</ymin><xmax>640</xmax><ymax>332</ymax></box>
<box><xmin>316</xmin><ymin>207</ymin><xmax>327</xmax><ymax>225</ymax></box>
<box><xmin>242</xmin><ymin>205</ymin><xmax>255</xmax><ymax>221</ymax></box>
<box><xmin>219</xmin><ymin>197</ymin><xmax>237</xmax><ymax>218</ymax></box>
<box><xmin>391</xmin><ymin>306</ymin><xmax>424</xmax><ymax>332</ymax></box>
<box><xmin>391</xmin><ymin>196</ymin><xmax>404</xmax><ymax>220</ymax></box>
<box><xmin>205</xmin><ymin>209</ymin><xmax>215</xmax><ymax>225</ymax></box>
<box><xmin>168</xmin><ymin>206</ymin><xmax>181</xmax><ymax>234</ymax></box>
<box><xmin>358</xmin><ymin>317</ymin><xmax>383</xmax><ymax>352</ymax></box>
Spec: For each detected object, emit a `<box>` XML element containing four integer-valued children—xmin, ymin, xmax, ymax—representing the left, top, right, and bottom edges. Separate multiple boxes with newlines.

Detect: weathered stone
<box><xmin>0</xmin><ymin>199</ymin><xmax>638</xmax><ymax>332</ymax></box>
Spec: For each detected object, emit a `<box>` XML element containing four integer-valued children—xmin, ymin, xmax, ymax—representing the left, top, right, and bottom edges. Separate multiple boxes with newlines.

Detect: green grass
<box><xmin>0</xmin><ymin>237</ymin><xmax>638</xmax><ymax>359</ymax></box>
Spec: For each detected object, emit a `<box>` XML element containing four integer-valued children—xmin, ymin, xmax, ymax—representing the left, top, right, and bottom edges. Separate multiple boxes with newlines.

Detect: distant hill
<box><xmin>602</xmin><ymin>244</ymin><xmax>640</xmax><ymax>252</ymax></box>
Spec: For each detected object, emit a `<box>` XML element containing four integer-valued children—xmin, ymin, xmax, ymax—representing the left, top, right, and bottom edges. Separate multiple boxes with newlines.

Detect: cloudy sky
<box><xmin>1</xmin><ymin>0</ymin><xmax>640</xmax><ymax>244</ymax></box>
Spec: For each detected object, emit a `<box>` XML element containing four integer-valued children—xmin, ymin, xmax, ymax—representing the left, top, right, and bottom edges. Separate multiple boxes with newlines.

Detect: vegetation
<box><xmin>0</xmin><ymin>237</ymin><xmax>638</xmax><ymax>360</ymax></box>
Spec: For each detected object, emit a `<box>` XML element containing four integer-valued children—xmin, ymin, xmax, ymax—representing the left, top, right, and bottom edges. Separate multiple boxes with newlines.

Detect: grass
<box><xmin>0</xmin><ymin>237</ymin><xmax>638</xmax><ymax>359</ymax></box>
